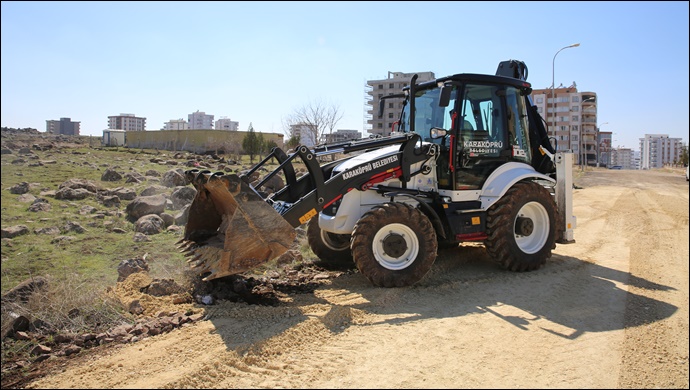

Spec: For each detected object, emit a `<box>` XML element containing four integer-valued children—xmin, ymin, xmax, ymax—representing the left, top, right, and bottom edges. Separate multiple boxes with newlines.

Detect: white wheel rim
<box><xmin>372</xmin><ymin>223</ymin><xmax>419</xmax><ymax>270</ymax></box>
<box><xmin>514</xmin><ymin>201</ymin><xmax>549</xmax><ymax>254</ymax></box>
<box><xmin>320</xmin><ymin>230</ymin><xmax>350</xmax><ymax>251</ymax></box>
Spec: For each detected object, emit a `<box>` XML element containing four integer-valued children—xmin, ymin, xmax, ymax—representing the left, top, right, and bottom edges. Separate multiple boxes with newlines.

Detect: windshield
<box><xmin>400</xmin><ymin>86</ymin><xmax>457</xmax><ymax>143</ymax></box>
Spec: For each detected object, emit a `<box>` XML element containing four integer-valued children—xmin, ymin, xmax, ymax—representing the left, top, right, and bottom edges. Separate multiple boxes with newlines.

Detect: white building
<box><xmin>102</xmin><ymin>129</ymin><xmax>126</xmax><ymax>146</ymax></box>
<box><xmin>163</xmin><ymin>119</ymin><xmax>188</xmax><ymax>130</ymax></box>
<box><xmin>639</xmin><ymin>134</ymin><xmax>685</xmax><ymax>169</ymax></box>
<box><xmin>290</xmin><ymin>123</ymin><xmax>318</xmax><ymax>147</ymax></box>
<box><xmin>188</xmin><ymin>110</ymin><xmax>214</xmax><ymax>130</ymax></box>
<box><xmin>215</xmin><ymin>117</ymin><xmax>239</xmax><ymax>131</ymax></box>
<box><xmin>108</xmin><ymin>113</ymin><xmax>146</xmax><ymax>131</ymax></box>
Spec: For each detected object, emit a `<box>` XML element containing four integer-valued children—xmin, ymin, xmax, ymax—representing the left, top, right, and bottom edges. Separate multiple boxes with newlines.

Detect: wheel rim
<box><xmin>514</xmin><ymin>201</ymin><xmax>549</xmax><ymax>254</ymax></box>
<box><xmin>372</xmin><ymin>223</ymin><xmax>419</xmax><ymax>270</ymax></box>
<box><xmin>320</xmin><ymin>230</ymin><xmax>350</xmax><ymax>252</ymax></box>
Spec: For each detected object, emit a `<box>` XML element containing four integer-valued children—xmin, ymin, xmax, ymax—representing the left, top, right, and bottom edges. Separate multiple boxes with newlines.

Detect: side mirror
<box><xmin>430</xmin><ymin>127</ymin><xmax>448</xmax><ymax>139</ymax></box>
<box><xmin>439</xmin><ymin>83</ymin><xmax>453</xmax><ymax>107</ymax></box>
<box><xmin>378</xmin><ymin>101</ymin><xmax>384</xmax><ymax>118</ymax></box>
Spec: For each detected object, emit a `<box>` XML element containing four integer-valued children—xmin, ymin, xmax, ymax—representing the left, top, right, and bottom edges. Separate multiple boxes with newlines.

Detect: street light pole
<box><xmin>551</xmin><ymin>43</ymin><xmax>580</xmax><ymax>140</ymax></box>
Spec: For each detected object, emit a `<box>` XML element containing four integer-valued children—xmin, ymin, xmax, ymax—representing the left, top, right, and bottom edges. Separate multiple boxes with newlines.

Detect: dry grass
<box><xmin>0</xmin><ymin>130</ymin><xmax>318</xmax><ymax>368</ymax></box>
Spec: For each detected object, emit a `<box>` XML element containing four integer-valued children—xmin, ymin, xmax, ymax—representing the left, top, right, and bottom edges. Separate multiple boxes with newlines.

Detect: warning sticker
<box><xmin>299</xmin><ymin>208</ymin><xmax>317</xmax><ymax>224</ymax></box>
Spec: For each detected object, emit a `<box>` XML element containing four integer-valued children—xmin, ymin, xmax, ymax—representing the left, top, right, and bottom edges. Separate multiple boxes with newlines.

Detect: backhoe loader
<box><xmin>178</xmin><ymin>60</ymin><xmax>576</xmax><ymax>287</ymax></box>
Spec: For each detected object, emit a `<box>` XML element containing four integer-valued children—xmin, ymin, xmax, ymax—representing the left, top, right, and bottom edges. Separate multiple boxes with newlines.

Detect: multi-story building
<box><xmin>290</xmin><ymin>123</ymin><xmax>318</xmax><ymax>147</ymax></box>
<box><xmin>322</xmin><ymin>129</ymin><xmax>362</xmax><ymax>144</ymax></box>
<box><xmin>610</xmin><ymin>147</ymin><xmax>635</xmax><ymax>169</ymax></box>
<box><xmin>188</xmin><ymin>110</ymin><xmax>214</xmax><ymax>130</ymax></box>
<box><xmin>365</xmin><ymin>71</ymin><xmax>435</xmax><ymax>137</ymax></box>
<box><xmin>46</xmin><ymin>117</ymin><xmax>80</xmax><ymax>135</ymax></box>
<box><xmin>639</xmin><ymin>134</ymin><xmax>685</xmax><ymax>169</ymax></box>
<box><xmin>215</xmin><ymin>117</ymin><xmax>239</xmax><ymax>131</ymax></box>
<box><xmin>531</xmin><ymin>85</ymin><xmax>598</xmax><ymax>166</ymax></box>
<box><xmin>163</xmin><ymin>119</ymin><xmax>188</xmax><ymax>130</ymax></box>
<box><xmin>108</xmin><ymin>113</ymin><xmax>146</xmax><ymax>131</ymax></box>
<box><xmin>597</xmin><ymin>131</ymin><xmax>613</xmax><ymax>167</ymax></box>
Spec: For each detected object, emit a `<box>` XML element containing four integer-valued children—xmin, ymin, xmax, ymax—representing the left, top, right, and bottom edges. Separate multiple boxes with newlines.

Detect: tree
<box><xmin>265</xmin><ymin>138</ymin><xmax>278</xmax><ymax>152</ymax></box>
<box><xmin>282</xmin><ymin>98</ymin><xmax>343</xmax><ymax>148</ymax></box>
<box><xmin>286</xmin><ymin>135</ymin><xmax>300</xmax><ymax>150</ymax></box>
<box><xmin>242</xmin><ymin>123</ymin><xmax>263</xmax><ymax>163</ymax></box>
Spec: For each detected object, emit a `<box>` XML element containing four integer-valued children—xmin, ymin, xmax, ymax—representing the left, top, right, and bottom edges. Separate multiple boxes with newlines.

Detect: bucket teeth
<box><xmin>187</xmin><ymin>254</ymin><xmax>203</xmax><ymax>265</ymax></box>
<box><xmin>178</xmin><ymin>241</ymin><xmax>195</xmax><ymax>251</ymax></box>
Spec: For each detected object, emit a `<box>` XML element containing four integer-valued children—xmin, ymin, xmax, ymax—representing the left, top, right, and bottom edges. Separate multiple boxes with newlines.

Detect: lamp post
<box><xmin>596</xmin><ymin>122</ymin><xmax>609</xmax><ymax>167</ymax></box>
<box><xmin>551</xmin><ymin>43</ymin><xmax>580</xmax><ymax>136</ymax></box>
<box><xmin>580</xmin><ymin>96</ymin><xmax>595</xmax><ymax>170</ymax></box>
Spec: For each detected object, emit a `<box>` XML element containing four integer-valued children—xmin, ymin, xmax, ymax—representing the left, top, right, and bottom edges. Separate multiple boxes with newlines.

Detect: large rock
<box><xmin>125</xmin><ymin>194</ymin><xmax>167</xmax><ymax>220</ymax></box>
<box><xmin>170</xmin><ymin>186</ymin><xmax>196</xmax><ymax>210</ymax></box>
<box><xmin>9</xmin><ymin>182</ymin><xmax>30</xmax><ymax>194</ymax></box>
<box><xmin>174</xmin><ymin>204</ymin><xmax>191</xmax><ymax>226</ymax></box>
<box><xmin>117</xmin><ymin>257</ymin><xmax>150</xmax><ymax>282</ymax></box>
<box><xmin>160</xmin><ymin>169</ymin><xmax>187</xmax><ymax>188</ymax></box>
<box><xmin>1</xmin><ymin>276</ymin><xmax>47</xmax><ymax>303</ymax></box>
<box><xmin>101</xmin><ymin>195</ymin><xmax>121</xmax><ymax>208</ymax></box>
<box><xmin>259</xmin><ymin>174</ymin><xmax>285</xmax><ymax>193</ymax></box>
<box><xmin>144</xmin><ymin>279</ymin><xmax>186</xmax><ymax>297</ymax></box>
<box><xmin>1</xmin><ymin>225</ymin><xmax>29</xmax><ymax>239</ymax></box>
<box><xmin>109</xmin><ymin>187</ymin><xmax>137</xmax><ymax>201</ymax></box>
<box><xmin>134</xmin><ymin>215</ymin><xmax>165</xmax><ymax>235</ymax></box>
<box><xmin>58</xmin><ymin>178</ymin><xmax>100</xmax><ymax>193</ymax></box>
<box><xmin>27</xmin><ymin>198</ymin><xmax>51</xmax><ymax>212</ymax></box>
<box><xmin>101</xmin><ymin>168</ymin><xmax>122</xmax><ymax>182</ymax></box>
<box><xmin>139</xmin><ymin>185</ymin><xmax>168</xmax><ymax>197</ymax></box>
<box><xmin>55</xmin><ymin>187</ymin><xmax>94</xmax><ymax>200</ymax></box>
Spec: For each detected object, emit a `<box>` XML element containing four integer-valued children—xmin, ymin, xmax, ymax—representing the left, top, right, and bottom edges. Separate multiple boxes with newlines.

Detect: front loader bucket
<box><xmin>178</xmin><ymin>170</ymin><xmax>296</xmax><ymax>281</ymax></box>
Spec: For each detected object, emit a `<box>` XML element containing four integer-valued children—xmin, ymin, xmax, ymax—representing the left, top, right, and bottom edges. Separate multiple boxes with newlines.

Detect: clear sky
<box><xmin>2</xmin><ymin>1</ymin><xmax>688</xmax><ymax>151</ymax></box>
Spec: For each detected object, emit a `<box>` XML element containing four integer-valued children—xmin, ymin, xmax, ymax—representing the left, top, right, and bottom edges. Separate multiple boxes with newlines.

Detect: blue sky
<box><xmin>2</xmin><ymin>1</ymin><xmax>688</xmax><ymax>151</ymax></box>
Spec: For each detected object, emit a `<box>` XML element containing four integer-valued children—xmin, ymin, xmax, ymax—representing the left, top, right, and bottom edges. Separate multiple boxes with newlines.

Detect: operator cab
<box><xmin>397</xmin><ymin>74</ymin><xmax>535</xmax><ymax>190</ymax></box>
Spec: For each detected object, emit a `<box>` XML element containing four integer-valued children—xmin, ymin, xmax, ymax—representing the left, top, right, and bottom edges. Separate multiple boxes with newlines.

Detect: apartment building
<box><xmin>598</xmin><ymin>131</ymin><xmax>613</xmax><ymax>167</ymax></box>
<box><xmin>610</xmin><ymin>147</ymin><xmax>635</xmax><ymax>169</ymax></box>
<box><xmin>365</xmin><ymin>71</ymin><xmax>435</xmax><ymax>137</ymax></box>
<box><xmin>163</xmin><ymin>119</ymin><xmax>189</xmax><ymax>130</ymax></box>
<box><xmin>46</xmin><ymin>117</ymin><xmax>80</xmax><ymax>135</ymax></box>
<box><xmin>639</xmin><ymin>134</ymin><xmax>685</xmax><ymax>169</ymax></box>
<box><xmin>290</xmin><ymin>123</ymin><xmax>318</xmax><ymax>147</ymax></box>
<box><xmin>108</xmin><ymin>113</ymin><xmax>146</xmax><ymax>131</ymax></box>
<box><xmin>531</xmin><ymin>85</ymin><xmax>598</xmax><ymax>166</ymax></box>
<box><xmin>215</xmin><ymin>117</ymin><xmax>239</xmax><ymax>131</ymax></box>
<box><xmin>188</xmin><ymin>110</ymin><xmax>214</xmax><ymax>130</ymax></box>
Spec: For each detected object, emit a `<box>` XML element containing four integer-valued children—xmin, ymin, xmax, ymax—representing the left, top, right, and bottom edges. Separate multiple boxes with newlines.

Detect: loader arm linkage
<box><xmin>179</xmin><ymin>132</ymin><xmax>436</xmax><ymax>281</ymax></box>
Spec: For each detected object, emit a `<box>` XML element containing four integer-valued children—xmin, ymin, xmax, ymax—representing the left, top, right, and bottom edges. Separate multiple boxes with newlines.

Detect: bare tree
<box><xmin>282</xmin><ymin>98</ymin><xmax>343</xmax><ymax>147</ymax></box>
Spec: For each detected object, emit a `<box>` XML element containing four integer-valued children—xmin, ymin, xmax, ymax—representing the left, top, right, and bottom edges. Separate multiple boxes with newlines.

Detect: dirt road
<box><xmin>28</xmin><ymin>169</ymin><xmax>689</xmax><ymax>389</ymax></box>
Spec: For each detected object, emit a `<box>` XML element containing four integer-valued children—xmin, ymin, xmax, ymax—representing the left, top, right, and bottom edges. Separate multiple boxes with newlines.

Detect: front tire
<box><xmin>306</xmin><ymin>215</ymin><xmax>353</xmax><ymax>267</ymax></box>
<box><xmin>485</xmin><ymin>181</ymin><xmax>557</xmax><ymax>272</ymax></box>
<box><xmin>351</xmin><ymin>203</ymin><xmax>437</xmax><ymax>287</ymax></box>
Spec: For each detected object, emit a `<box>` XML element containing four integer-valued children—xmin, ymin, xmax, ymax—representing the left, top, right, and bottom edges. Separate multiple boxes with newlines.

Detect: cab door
<box><xmin>453</xmin><ymin>83</ymin><xmax>532</xmax><ymax>190</ymax></box>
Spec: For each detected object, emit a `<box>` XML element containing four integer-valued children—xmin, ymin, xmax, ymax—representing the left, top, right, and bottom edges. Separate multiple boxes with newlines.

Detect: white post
<box><xmin>555</xmin><ymin>151</ymin><xmax>576</xmax><ymax>243</ymax></box>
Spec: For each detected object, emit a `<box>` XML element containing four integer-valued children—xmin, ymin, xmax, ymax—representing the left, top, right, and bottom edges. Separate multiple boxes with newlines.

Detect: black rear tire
<box><xmin>306</xmin><ymin>215</ymin><xmax>353</xmax><ymax>267</ymax></box>
<box><xmin>485</xmin><ymin>181</ymin><xmax>557</xmax><ymax>272</ymax></box>
<box><xmin>351</xmin><ymin>202</ymin><xmax>437</xmax><ymax>287</ymax></box>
